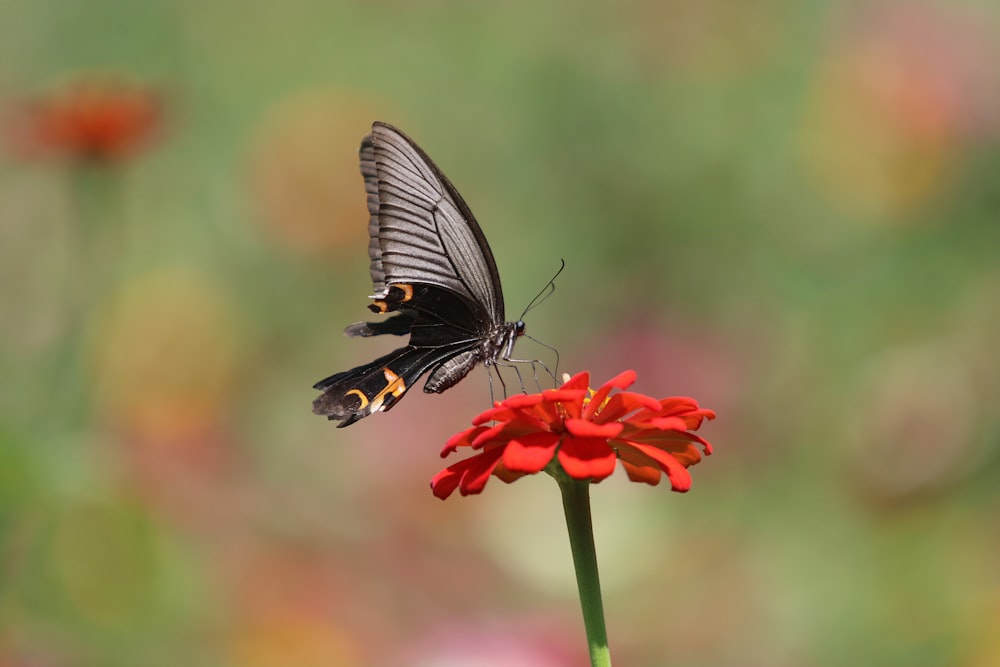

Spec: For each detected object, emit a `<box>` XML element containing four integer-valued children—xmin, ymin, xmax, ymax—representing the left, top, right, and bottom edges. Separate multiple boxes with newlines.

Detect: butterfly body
<box><xmin>312</xmin><ymin>122</ymin><xmax>523</xmax><ymax>427</ymax></box>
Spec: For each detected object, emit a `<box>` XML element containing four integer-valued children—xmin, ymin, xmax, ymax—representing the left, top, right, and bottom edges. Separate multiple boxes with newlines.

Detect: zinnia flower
<box><xmin>431</xmin><ymin>370</ymin><xmax>715</xmax><ymax>499</ymax></box>
<box><xmin>3</xmin><ymin>78</ymin><xmax>161</xmax><ymax>163</ymax></box>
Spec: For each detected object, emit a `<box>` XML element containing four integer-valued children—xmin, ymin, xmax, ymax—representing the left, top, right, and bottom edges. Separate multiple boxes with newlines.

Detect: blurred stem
<box><xmin>36</xmin><ymin>164</ymin><xmax>123</xmax><ymax>432</ymax></box>
<box><xmin>557</xmin><ymin>472</ymin><xmax>612</xmax><ymax>667</ymax></box>
<box><xmin>71</xmin><ymin>161</ymin><xmax>125</xmax><ymax>295</ymax></box>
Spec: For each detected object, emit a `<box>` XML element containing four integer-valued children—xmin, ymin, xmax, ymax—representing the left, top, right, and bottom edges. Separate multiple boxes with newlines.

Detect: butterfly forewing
<box><xmin>312</xmin><ymin>122</ymin><xmax>522</xmax><ymax>427</ymax></box>
<box><xmin>359</xmin><ymin>135</ymin><xmax>384</xmax><ymax>294</ymax></box>
<box><xmin>368</xmin><ymin>122</ymin><xmax>504</xmax><ymax>322</ymax></box>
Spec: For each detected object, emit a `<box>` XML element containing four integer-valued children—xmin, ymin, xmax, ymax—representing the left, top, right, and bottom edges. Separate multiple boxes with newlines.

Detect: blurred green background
<box><xmin>2</xmin><ymin>1</ymin><xmax>1000</xmax><ymax>665</ymax></box>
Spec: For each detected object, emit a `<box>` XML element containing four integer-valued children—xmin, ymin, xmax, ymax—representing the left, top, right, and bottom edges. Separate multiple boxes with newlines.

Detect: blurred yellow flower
<box><xmin>90</xmin><ymin>267</ymin><xmax>243</xmax><ymax>440</ymax></box>
<box><xmin>247</xmin><ymin>89</ymin><xmax>388</xmax><ymax>255</ymax></box>
<box><xmin>225</xmin><ymin>610</ymin><xmax>359</xmax><ymax>667</ymax></box>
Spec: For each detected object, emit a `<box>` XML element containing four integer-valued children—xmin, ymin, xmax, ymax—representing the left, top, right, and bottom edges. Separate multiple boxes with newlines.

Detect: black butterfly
<box><xmin>312</xmin><ymin>122</ymin><xmax>525</xmax><ymax>427</ymax></box>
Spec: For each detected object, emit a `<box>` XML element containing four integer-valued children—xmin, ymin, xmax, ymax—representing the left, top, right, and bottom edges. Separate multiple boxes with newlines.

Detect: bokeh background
<box><xmin>2</xmin><ymin>1</ymin><xmax>1000</xmax><ymax>665</ymax></box>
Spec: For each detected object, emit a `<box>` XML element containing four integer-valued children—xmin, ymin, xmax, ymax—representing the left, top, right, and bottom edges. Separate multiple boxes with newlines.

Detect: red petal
<box><xmin>687</xmin><ymin>431</ymin><xmax>713</xmax><ymax>455</ymax></box>
<box><xmin>471</xmin><ymin>405</ymin><xmax>516</xmax><ymax>426</ymax></box>
<box><xmin>458</xmin><ymin>446</ymin><xmax>507</xmax><ymax>495</ymax></box>
<box><xmin>645</xmin><ymin>416</ymin><xmax>690</xmax><ymax>432</ymax></box>
<box><xmin>670</xmin><ymin>443</ymin><xmax>705</xmax><ymax>467</ymax></box>
<box><xmin>508</xmin><ymin>409</ymin><xmax>558</xmax><ymax>434</ymax></box>
<box><xmin>503</xmin><ymin>432</ymin><xmax>560</xmax><ymax>472</ymax></box>
<box><xmin>617</xmin><ymin>444</ymin><xmax>664</xmax><ymax>484</ymax></box>
<box><xmin>430</xmin><ymin>467</ymin><xmax>463</xmax><ymax>499</ymax></box>
<box><xmin>541</xmin><ymin>388</ymin><xmax>586</xmax><ymax>419</ymax></box>
<box><xmin>431</xmin><ymin>444</ymin><xmax>509</xmax><ymax>498</ymax></box>
<box><xmin>656</xmin><ymin>396</ymin><xmax>700</xmax><ymax>416</ymax></box>
<box><xmin>605</xmin><ymin>369</ymin><xmax>637</xmax><ymax>389</ymax></box>
<box><xmin>500</xmin><ymin>393</ymin><xmax>547</xmax><ymax>410</ymax></box>
<box><xmin>470</xmin><ymin>422</ymin><xmax>510</xmax><ymax>449</ymax></box>
<box><xmin>471</xmin><ymin>407</ymin><xmax>512</xmax><ymax>426</ymax></box>
<box><xmin>583</xmin><ymin>369</ymin><xmax>637</xmax><ymax>419</ymax></box>
<box><xmin>557</xmin><ymin>436</ymin><xmax>617</xmax><ymax>481</ymax></box>
<box><xmin>525</xmin><ymin>397</ymin><xmax>562</xmax><ymax>426</ymax></box>
<box><xmin>493</xmin><ymin>462</ymin><xmax>531</xmax><ymax>484</ymax></box>
<box><xmin>627</xmin><ymin>396</ymin><xmax>696</xmax><ymax>423</ymax></box>
<box><xmin>541</xmin><ymin>388</ymin><xmax>587</xmax><ymax>403</ymax></box>
<box><xmin>442</xmin><ymin>425</ymin><xmax>489</xmax><ymax>456</ymax></box>
<box><xmin>470</xmin><ymin>393</ymin><xmax>548</xmax><ymax>426</ymax></box>
<box><xmin>620</xmin><ymin>460</ymin><xmax>663</xmax><ymax>485</ymax></box>
<box><xmin>470</xmin><ymin>413</ymin><xmax>554</xmax><ymax>449</ymax></box>
<box><xmin>621</xmin><ymin>442</ymin><xmax>693</xmax><ymax>492</ymax></box>
<box><xmin>560</xmin><ymin>371</ymin><xmax>590</xmax><ymax>391</ymax></box>
<box><xmin>565</xmin><ymin>418</ymin><xmax>622</xmax><ymax>439</ymax></box>
<box><xmin>677</xmin><ymin>408</ymin><xmax>717</xmax><ymax>430</ymax></box>
<box><xmin>622</xmin><ymin>425</ymin><xmax>713</xmax><ymax>454</ymax></box>
<box><xmin>594</xmin><ymin>391</ymin><xmax>663</xmax><ymax>424</ymax></box>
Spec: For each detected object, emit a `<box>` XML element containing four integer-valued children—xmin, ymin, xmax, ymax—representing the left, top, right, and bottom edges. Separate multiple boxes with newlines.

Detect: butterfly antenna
<box><xmin>518</xmin><ymin>259</ymin><xmax>565</xmax><ymax>321</ymax></box>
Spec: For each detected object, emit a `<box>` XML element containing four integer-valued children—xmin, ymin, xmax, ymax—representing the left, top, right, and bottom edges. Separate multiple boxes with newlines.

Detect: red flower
<box><xmin>4</xmin><ymin>78</ymin><xmax>161</xmax><ymax>163</ymax></box>
<box><xmin>431</xmin><ymin>370</ymin><xmax>715</xmax><ymax>499</ymax></box>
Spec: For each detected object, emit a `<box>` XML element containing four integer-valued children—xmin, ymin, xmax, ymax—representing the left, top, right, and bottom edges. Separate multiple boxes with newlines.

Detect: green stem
<box><xmin>557</xmin><ymin>474</ymin><xmax>612</xmax><ymax>667</ymax></box>
<box><xmin>32</xmin><ymin>165</ymin><xmax>123</xmax><ymax>433</ymax></box>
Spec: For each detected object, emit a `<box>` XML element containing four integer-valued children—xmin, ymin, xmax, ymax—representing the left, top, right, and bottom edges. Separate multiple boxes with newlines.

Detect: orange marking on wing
<box><xmin>345</xmin><ymin>389</ymin><xmax>369</xmax><ymax>410</ymax></box>
<box><xmin>369</xmin><ymin>367</ymin><xmax>408</xmax><ymax>412</ymax></box>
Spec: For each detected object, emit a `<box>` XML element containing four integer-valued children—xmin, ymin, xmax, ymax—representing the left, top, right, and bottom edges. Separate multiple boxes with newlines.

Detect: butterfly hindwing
<box><xmin>315</xmin><ymin>283</ymin><xmax>489</xmax><ymax>424</ymax></box>
<box><xmin>312</xmin><ymin>342</ymin><xmax>477</xmax><ymax>427</ymax></box>
<box><xmin>345</xmin><ymin>283</ymin><xmax>484</xmax><ymax>346</ymax></box>
<box><xmin>343</xmin><ymin>313</ymin><xmax>414</xmax><ymax>338</ymax></box>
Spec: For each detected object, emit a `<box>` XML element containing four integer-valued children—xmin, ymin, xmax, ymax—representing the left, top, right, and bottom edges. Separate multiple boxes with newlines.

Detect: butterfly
<box><xmin>312</xmin><ymin>122</ymin><xmax>525</xmax><ymax>427</ymax></box>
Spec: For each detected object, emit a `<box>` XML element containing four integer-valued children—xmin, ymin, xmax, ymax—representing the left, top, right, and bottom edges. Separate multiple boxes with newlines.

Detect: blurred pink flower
<box><xmin>847</xmin><ymin>342</ymin><xmax>984</xmax><ymax>503</ymax></box>
<box><xmin>397</xmin><ymin>618</ymin><xmax>585</xmax><ymax>667</ymax></box>
<box><xmin>800</xmin><ymin>1</ymin><xmax>1000</xmax><ymax>214</ymax></box>
<box><xmin>839</xmin><ymin>1</ymin><xmax>1000</xmax><ymax>140</ymax></box>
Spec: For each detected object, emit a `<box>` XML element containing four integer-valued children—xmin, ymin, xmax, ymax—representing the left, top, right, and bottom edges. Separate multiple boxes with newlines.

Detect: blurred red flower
<box><xmin>431</xmin><ymin>370</ymin><xmax>715</xmax><ymax>499</ymax></box>
<box><xmin>4</xmin><ymin>78</ymin><xmax>161</xmax><ymax>162</ymax></box>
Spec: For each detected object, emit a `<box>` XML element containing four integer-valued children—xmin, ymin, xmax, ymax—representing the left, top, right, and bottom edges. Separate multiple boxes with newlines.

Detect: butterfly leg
<box><xmin>510</xmin><ymin>362</ymin><xmax>527</xmax><ymax>394</ymax></box>
<box><xmin>488</xmin><ymin>363</ymin><xmax>511</xmax><ymax>401</ymax></box>
<box><xmin>500</xmin><ymin>355</ymin><xmax>556</xmax><ymax>391</ymax></box>
<box><xmin>521</xmin><ymin>334</ymin><xmax>560</xmax><ymax>385</ymax></box>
